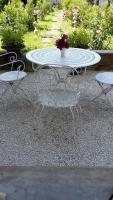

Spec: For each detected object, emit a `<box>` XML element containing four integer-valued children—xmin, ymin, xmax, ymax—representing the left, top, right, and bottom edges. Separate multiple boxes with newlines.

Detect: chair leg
<box><xmin>38</xmin><ymin>105</ymin><xmax>45</xmax><ymax>117</ymax></box>
<box><xmin>17</xmin><ymin>87</ymin><xmax>33</xmax><ymax>106</ymax></box>
<box><xmin>70</xmin><ymin>106</ymin><xmax>80</xmax><ymax>119</ymax></box>
<box><xmin>91</xmin><ymin>91</ymin><xmax>105</xmax><ymax>101</ymax></box>
<box><xmin>75</xmin><ymin>106</ymin><xmax>80</xmax><ymax>119</ymax></box>
<box><xmin>70</xmin><ymin>106</ymin><xmax>80</xmax><ymax>134</ymax></box>
<box><xmin>77</xmin><ymin>104</ymin><xmax>82</xmax><ymax>113</ymax></box>
<box><xmin>0</xmin><ymin>84</ymin><xmax>13</xmax><ymax>111</ymax></box>
<box><xmin>0</xmin><ymin>84</ymin><xmax>11</xmax><ymax>98</ymax></box>
<box><xmin>33</xmin><ymin>104</ymin><xmax>45</xmax><ymax>118</ymax></box>
<box><xmin>92</xmin><ymin>80</ymin><xmax>113</xmax><ymax>101</ymax></box>
<box><xmin>70</xmin><ymin>106</ymin><xmax>75</xmax><ymax>120</ymax></box>
<box><xmin>33</xmin><ymin>104</ymin><xmax>45</xmax><ymax>129</ymax></box>
<box><xmin>92</xmin><ymin>90</ymin><xmax>108</xmax><ymax>101</ymax></box>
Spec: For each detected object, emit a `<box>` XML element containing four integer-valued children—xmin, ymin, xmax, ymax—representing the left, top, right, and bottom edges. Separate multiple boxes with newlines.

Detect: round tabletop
<box><xmin>96</xmin><ymin>72</ymin><xmax>113</xmax><ymax>85</ymax></box>
<box><xmin>26</xmin><ymin>47</ymin><xmax>101</xmax><ymax>69</ymax></box>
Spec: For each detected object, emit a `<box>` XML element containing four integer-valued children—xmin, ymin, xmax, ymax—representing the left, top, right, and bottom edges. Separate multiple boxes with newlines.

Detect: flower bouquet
<box><xmin>56</xmin><ymin>34</ymin><xmax>69</xmax><ymax>57</ymax></box>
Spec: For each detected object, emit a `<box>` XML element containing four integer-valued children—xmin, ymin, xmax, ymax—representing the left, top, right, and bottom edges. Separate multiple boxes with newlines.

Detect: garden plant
<box><xmin>62</xmin><ymin>0</ymin><xmax>113</xmax><ymax>49</ymax></box>
<box><xmin>1</xmin><ymin>0</ymin><xmax>113</xmax><ymax>51</ymax></box>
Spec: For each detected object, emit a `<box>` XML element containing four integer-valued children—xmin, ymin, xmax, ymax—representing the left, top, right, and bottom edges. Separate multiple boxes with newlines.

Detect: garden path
<box><xmin>42</xmin><ymin>11</ymin><xmax>62</xmax><ymax>43</ymax></box>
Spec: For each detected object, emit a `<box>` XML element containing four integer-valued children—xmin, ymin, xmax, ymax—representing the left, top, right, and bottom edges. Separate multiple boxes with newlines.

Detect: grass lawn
<box><xmin>24</xmin><ymin>31</ymin><xmax>56</xmax><ymax>51</ymax></box>
<box><xmin>38</xmin><ymin>13</ymin><xmax>54</xmax><ymax>31</ymax></box>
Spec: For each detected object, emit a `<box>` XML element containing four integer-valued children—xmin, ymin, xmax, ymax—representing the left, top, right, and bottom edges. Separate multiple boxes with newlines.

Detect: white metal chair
<box><xmin>93</xmin><ymin>72</ymin><xmax>113</xmax><ymax>101</ymax></box>
<box><xmin>34</xmin><ymin>67</ymin><xmax>81</xmax><ymax>121</ymax></box>
<box><xmin>0</xmin><ymin>52</ymin><xmax>28</xmax><ymax>105</ymax></box>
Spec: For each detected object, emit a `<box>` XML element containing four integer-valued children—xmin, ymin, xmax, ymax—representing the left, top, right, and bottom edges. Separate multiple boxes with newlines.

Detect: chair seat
<box><xmin>96</xmin><ymin>72</ymin><xmax>113</xmax><ymax>85</ymax></box>
<box><xmin>38</xmin><ymin>89</ymin><xmax>80</xmax><ymax>108</ymax></box>
<box><xmin>0</xmin><ymin>71</ymin><xmax>27</xmax><ymax>82</ymax></box>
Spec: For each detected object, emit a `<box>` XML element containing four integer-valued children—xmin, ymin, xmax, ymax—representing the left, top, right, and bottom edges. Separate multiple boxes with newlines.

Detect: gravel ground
<box><xmin>0</xmin><ymin>70</ymin><xmax>113</xmax><ymax>167</ymax></box>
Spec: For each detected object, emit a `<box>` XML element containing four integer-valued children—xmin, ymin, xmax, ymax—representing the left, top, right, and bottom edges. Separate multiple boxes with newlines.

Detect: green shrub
<box><xmin>68</xmin><ymin>26</ymin><xmax>91</xmax><ymax>48</ymax></box>
<box><xmin>77</xmin><ymin>4</ymin><xmax>113</xmax><ymax>34</ymax></box>
<box><xmin>25</xmin><ymin>0</ymin><xmax>35</xmax><ymax>31</ymax></box>
<box><xmin>104</xmin><ymin>7</ymin><xmax>113</xmax><ymax>35</ymax></box>
<box><xmin>0</xmin><ymin>0</ymin><xmax>27</xmax><ymax>47</ymax></box>
<box><xmin>78</xmin><ymin>4</ymin><xmax>100</xmax><ymax>28</ymax></box>
<box><xmin>32</xmin><ymin>0</ymin><xmax>37</xmax><ymax>6</ymax></box>
<box><xmin>63</xmin><ymin>1</ymin><xmax>113</xmax><ymax>50</ymax></box>
<box><xmin>37</xmin><ymin>0</ymin><xmax>52</xmax><ymax>20</ymax></box>
<box><xmin>89</xmin><ymin>18</ymin><xmax>109</xmax><ymax>49</ymax></box>
<box><xmin>1</xmin><ymin>27</ymin><xmax>24</xmax><ymax>47</ymax></box>
<box><xmin>0</xmin><ymin>0</ymin><xmax>9</xmax><ymax>11</ymax></box>
<box><xmin>84</xmin><ymin>6</ymin><xmax>113</xmax><ymax>49</ymax></box>
<box><xmin>62</xmin><ymin>0</ymin><xmax>87</xmax><ymax>10</ymax></box>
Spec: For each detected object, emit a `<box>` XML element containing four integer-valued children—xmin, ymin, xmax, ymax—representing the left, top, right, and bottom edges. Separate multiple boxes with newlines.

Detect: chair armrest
<box><xmin>15</xmin><ymin>59</ymin><xmax>26</xmax><ymax>71</ymax></box>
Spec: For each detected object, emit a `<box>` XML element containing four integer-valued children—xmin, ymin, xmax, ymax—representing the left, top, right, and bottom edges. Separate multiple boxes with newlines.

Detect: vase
<box><xmin>60</xmin><ymin>48</ymin><xmax>66</xmax><ymax>57</ymax></box>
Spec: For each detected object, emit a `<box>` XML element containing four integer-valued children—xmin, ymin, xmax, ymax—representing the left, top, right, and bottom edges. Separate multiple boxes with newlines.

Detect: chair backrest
<box><xmin>37</xmin><ymin>66</ymin><xmax>80</xmax><ymax>108</ymax></box>
<box><xmin>0</xmin><ymin>52</ymin><xmax>17</xmax><ymax>67</ymax></box>
<box><xmin>0</xmin><ymin>52</ymin><xmax>25</xmax><ymax>71</ymax></box>
<box><xmin>11</xmin><ymin>59</ymin><xmax>25</xmax><ymax>71</ymax></box>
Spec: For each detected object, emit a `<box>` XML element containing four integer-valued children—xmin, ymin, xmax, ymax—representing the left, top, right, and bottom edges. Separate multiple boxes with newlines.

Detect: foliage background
<box><xmin>1</xmin><ymin>0</ymin><xmax>113</xmax><ymax>50</ymax></box>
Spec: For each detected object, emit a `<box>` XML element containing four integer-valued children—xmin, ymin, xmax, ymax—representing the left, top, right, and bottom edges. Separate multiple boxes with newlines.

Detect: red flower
<box><xmin>56</xmin><ymin>34</ymin><xmax>69</xmax><ymax>50</ymax></box>
<box><xmin>64</xmin><ymin>42</ymin><xmax>69</xmax><ymax>48</ymax></box>
<box><xmin>62</xmin><ymin>34</ymin><xmax>68</xmax><ymax>40</ymax></box>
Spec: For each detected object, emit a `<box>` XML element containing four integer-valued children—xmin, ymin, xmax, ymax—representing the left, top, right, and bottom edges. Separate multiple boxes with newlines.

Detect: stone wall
<box><xmin>90</xmin><ymin>50</ymin><xmax>113</xmax><ymax>71</ymax></box>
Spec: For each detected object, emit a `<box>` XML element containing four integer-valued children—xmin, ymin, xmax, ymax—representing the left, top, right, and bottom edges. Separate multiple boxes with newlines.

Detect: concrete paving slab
<box><xmin>0</xmin><ymin>167</ymin><xmax>113</xmax><ymax>200</ymax></box>
<box><xmin>41</xmin><ymin>11</ymin><xmax>61</xmax><ymax>44</ymax></box>
<box><xmin>0</xmin><ymin>193</ymin><xmax>6</xmax><ymax>200</ymax></box>
<box><xmin>42</xmin><ymin>38</ymin><xmax>52</xmax><ymax>43</ymax></box>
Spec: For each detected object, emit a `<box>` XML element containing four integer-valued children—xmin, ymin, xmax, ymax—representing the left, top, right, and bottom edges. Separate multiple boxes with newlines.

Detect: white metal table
<box><xmin>26</xmin><ymin>47</ymin><xmax>101</xmax><ymax>86</ymax></box>
<box><xmin>26</xmin><ymin>47</ymin><xmax>101</xmax><ymax>69</ymax></box>
<box><xmin>26</xmin><ymin>47</ymin><xmax>101</xmax><ymax>120</ymax></box>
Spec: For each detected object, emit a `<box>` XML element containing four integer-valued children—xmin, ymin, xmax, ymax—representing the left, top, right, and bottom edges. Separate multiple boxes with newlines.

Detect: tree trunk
<box><xmin>107</xmin><ymin>0</ymin><xmax>111</xmax><ymax>7</ymax></box>
<box><xmin>87</xmin><ymin>0</ymin><xmax>94</xmax><ymax>4</ymax></box>
<box><xmin>21</xmin><ymin>0</ymin><xmax>27</xmax><ymax>4</ymax></box>
<box><xmin>95</xmin><ymin>0</ymin><xmax>99</xmax><ymax>5</ymax></box>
